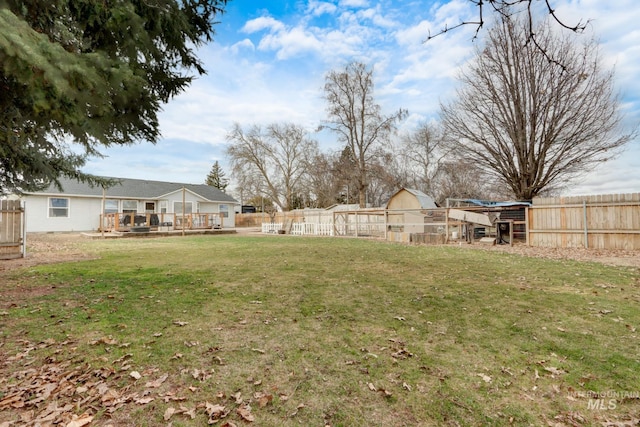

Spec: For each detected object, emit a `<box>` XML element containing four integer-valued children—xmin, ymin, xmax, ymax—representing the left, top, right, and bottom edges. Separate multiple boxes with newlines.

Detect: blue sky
<box><xmin>84</xmin><ymin>0</ymin><xmax>640</xmax><ymax>198</ymax></box>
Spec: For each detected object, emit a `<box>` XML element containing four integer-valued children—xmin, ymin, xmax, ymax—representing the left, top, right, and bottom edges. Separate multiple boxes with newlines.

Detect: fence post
<box><xmin>525</xmin><ymin>206</ymin><xmax>530</xmax><ymax>246</ymax></box>
<box><xmin>583</xmin><ymin>200</ymin><xmax>589</xmax><ymax>249</ymax></box>
<box><xmin>22</xmin><ymin>201</ymin><xmax>27</xmax><ymax>258</ymax></box>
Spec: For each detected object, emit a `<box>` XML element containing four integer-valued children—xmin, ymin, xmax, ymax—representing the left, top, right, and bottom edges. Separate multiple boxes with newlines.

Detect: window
<box><xmin>49</xmin><ymin>197</ymin><xmax>69</xmax><ymax>218</ymax></box>
<box><xmin>144</xmin><ymin>202</ymin><xmax>156</xmax><ymax>213</ymax></box>
<box><xmin>122</xmin><ymin>200</ymin><xmax>137</xmax><ymax>213</ymax></box>
<box><xmin>174</xmin><ymin>202</ymin><xmax>193</xmax><ymax>214</ymax></box>
<box><xmin>104</xmin><ymin>199</ymin><xmax>118</xmax><ymax>214</ymax></box>
<box><xmin>219</xmin><ymin>204</ymin><xmax>229</xmax><ymax>218</ymax></box>
<box><xmin>159</xmin><ymin>201</ymin><xmax>167</xmax><ymax>214</ymax></box>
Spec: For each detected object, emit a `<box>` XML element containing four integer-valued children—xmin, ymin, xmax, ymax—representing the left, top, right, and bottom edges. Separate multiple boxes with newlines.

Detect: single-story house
<box><xmin>14</xmin><ymin>176</ymin><xmax>240</xmax><ymax>233</ymax></box>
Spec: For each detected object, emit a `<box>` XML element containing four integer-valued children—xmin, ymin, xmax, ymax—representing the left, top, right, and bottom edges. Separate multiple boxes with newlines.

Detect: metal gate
<box><xmin>0</xmin><ymin>200</ymin><xmax>25</xmax><ymax>259</ymax></box>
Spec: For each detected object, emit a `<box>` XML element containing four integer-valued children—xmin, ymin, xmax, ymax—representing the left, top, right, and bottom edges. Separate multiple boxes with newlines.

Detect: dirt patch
<box><xmin>0</xmin><ymin>233</ymin><xmax>97</xmax><ymax>273</ymax></box>
<box><xmin>453</xmin><ymin>241</ymin><xmax>640</xmax><ymax>268</ymax></box>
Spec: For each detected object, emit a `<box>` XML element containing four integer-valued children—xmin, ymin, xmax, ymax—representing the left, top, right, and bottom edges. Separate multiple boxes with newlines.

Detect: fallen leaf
<box><xmin>237</xmin><ymin>405</ymin><xmax>255</xmax><ymax>422</ymax></box>
<box><xmin>130</xmin><ymin>371</ymin><xmax>142</xmax><ymax>380</ymax></box>
<box><xmin>205</xmin><ymin>402</ymin><xmax>228</xmax><ymax>423</ymax></box>
<box><xmin>179</xmin><ymin>404</ymin><xmax>197</xmax><ymax>419</ymax></box>
<box><xmin>544</xmin><ymin>366</ymin><xmax>566</xmax><ymax>377</ymax></box>
<box><xmin>66</xmin><ymin>413</ymin><xmax>94</xmax><ymax>427</ymax></box>
<box><xmin>145</xmin><ymin>373</ymin><xmax>169</xmax><ymax>388</ymax></box>
<box><xmin>402</xmin><ymin>382</ymin><xmax>412</xmax><ymax>391</ymax></box>
<box><xmin>101</xmin><ymin>388</ymin><xmax>120</xmax><ymax>404</ymax></box>
<box><xmin>173</xmin><ymin>321</ymin><xmax>189</xmax><ymax>326</ymax></box>
<box><xmin>91</xmin><ymin>336</ymin><xmax>118</xmax><ymax>346</ymax></box>
<box><xmin>135</xmin><ymin>397</ymin><xmax>154</xmax><ymax>405</ymax></box>
<box><xmin>391</xmin><ymin>348</ymin><xmax>414</xmax><ymax>359</ymax></box>
<box><xmin>255</xmin><ymin>392</ymin><xmax>273</xmax><ymax>408</ymax></box>
<box><xmin>477</xmin><ymin>373</ymin><xmax>492</xmax><ymax>383</ymax></box>
<box><xmin>164</xmin><ymin>407</ymin><xmax>176</xmax><ymax>421</ymax></box>
<box><xmin>379</xmin><ymin>388</ymin><xmax>392</xmax><ymax>398</ymax></box>
<box><xmin>367</xmin><ymin>382</ymin><xmax>377</xmax><ymax>391</ymax></box>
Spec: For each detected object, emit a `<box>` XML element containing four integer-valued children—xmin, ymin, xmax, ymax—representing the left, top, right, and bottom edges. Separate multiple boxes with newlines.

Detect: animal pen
<box><xmin>255</xmin><ymin>203</ymin><xmax>528</xmax><ymax>244</ymax></box>
<box><xmin>249</xmin><ymin>192</ymin><xmax>640</xmax><ymax>250</ymax></box>
<box><xmin>0</xmin><ymin>200</ymin><xmax>26</xmax><ymax>259</ymax></box>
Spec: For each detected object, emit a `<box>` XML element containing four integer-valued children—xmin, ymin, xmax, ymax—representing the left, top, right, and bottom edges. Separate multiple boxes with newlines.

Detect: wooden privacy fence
<box><xmin>528</xmin><ymin>193</ymin><xmax>640</xmax><ymax>249</ymax></box>
<box><xmin>236</xmin><ymin>212</ymin><xmax>304</xmax><ymax>227</ymax></box>
<box><xmin>0</xmin><ymin>200</ymin><xmax>25</xmax><ymax>259</ymax></box>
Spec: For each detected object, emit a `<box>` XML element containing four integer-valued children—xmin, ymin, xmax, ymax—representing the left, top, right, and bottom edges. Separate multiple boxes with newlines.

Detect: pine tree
<box><xmin>205</xmin><ymin>161</ymin><xmax>229</xmax><ymax>191</ymax></box>
<box><xmin>0</xmin><ymin>0</ymin><xmax>229</xmax><ymax>195</ymax></box>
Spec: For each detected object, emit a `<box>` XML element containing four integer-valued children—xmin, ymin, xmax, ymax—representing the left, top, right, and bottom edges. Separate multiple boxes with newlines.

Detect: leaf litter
<box><xmin>0</xmin><ymin>339</ymin><xmax>285</xmax><ymax>425</ymax></box>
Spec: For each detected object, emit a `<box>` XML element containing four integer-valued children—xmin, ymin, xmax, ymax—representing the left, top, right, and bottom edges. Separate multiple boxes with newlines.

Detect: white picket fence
<box><xmin>291</xmin><ymin>222</ymin><xmax>334</xmax><ymax>236</ymax></box>
<box><xmin>261</xmin><ymin>221</ymin><xmax>385</xmax><ymax>237</ymax></box>
<box><xmin>262</xmin><ymin>223</ymin><xmax>283</xmax><ymax>233</ymax></box>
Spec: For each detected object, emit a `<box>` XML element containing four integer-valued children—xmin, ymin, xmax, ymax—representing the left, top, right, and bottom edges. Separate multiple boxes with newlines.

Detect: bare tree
<box><xmin>440</xmin><ymin>16</ymin><xmax>633</xmax><ymax>200</ymax></box>
<box><xmin>426</xmin><ymin>0</ymin><xmax>588</xmax><ymax>67</ymax></box>
<box><xmin>226</xmin><ymin>122</ymin><xmax>317</xmax><ymax>211</ymax></box>
<box><xmin>366</xmin><ymin>152</ymin><xmax>406</xmax><ymax>207</ymax></box>
<box><xmin>398</xmin><ymin>122</ymin><xmax>450</xmax><ymax>197</ymax></box>
<box><xmin>322</xmin><ymin>62</ymin><xmax>407</xmax><ymax>207</ymax></box>
<box><xmin>432</xmin><ymin>161</ymin><xmax>501</xmax><ymax>205</ymax></box>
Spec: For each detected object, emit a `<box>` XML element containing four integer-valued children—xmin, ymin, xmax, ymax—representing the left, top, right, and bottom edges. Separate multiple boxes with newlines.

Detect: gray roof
<box><xmin>29</xmin><ymin>176</ymin><xmax>239</xmax><ymax>204</ymax></box>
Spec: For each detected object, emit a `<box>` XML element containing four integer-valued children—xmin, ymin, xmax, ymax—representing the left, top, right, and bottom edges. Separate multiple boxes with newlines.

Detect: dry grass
<box><xmin>1</xmin><ymin>235</ymin><xmax>639</xmax><ymax>426</ymax></box>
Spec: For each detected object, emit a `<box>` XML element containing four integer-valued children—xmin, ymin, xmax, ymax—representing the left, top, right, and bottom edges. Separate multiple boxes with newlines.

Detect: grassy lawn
<box><xmin>1</xmin><ymin>235</ymin><xmax>639</xmax><ymax>426</ymax></box>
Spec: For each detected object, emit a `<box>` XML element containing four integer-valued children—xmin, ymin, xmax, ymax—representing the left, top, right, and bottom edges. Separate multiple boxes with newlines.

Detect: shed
<box><xmin>386</xmin><ymin>188</ymin><xmax>438</xmax><ymax>235</ymax></box>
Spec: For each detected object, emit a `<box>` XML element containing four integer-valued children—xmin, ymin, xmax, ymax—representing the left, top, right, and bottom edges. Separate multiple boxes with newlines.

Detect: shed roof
<box><xmin>387</xmin><ymin>188</ymin><xmax>437</xmax><ymax>209</ymax></box>
<box><xmin>27</xmin><ymin>176</ymin><xmax>239</xmax><ymax>204</ymax></box>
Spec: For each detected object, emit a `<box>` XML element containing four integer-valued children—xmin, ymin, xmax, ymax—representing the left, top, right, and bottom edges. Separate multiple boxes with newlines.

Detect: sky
<box><xmin>83</xmin><ymin>0</ymin><xmax>640</xmax><ymax>199</ymax></box>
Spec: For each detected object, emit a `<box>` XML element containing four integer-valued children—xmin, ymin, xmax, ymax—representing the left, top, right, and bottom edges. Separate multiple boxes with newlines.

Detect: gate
<box><xmin>0</xmin><ymin>200</ymin><xmax>25</xmax><ymax>259</ymax></box>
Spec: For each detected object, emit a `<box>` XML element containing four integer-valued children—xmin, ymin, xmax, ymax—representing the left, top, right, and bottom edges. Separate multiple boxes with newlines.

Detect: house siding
<box><xmin>25</xmin><ymin>195</ymin><xmax>103</xmax><ymax>232</ymax></box>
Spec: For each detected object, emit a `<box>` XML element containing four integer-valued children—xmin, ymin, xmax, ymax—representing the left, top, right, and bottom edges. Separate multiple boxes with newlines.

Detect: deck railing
<box><xmin>102</xmin><ymin>213</ymin><xmax>223</xmax><ymax>232</ymax></box>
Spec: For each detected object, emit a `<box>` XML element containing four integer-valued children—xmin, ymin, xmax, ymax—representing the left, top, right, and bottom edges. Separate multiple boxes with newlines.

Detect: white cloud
<box><xmin>241</xmin><ymin>16</ymin><xmax>285</xmax><ymax>33</ymax></box>
<box><xmin>307</xmin><ymin>0</ymin><xmax>337</xmax><ymax>16</ymax></box>
<box><xmin>230</xmin><ymin>38</ymin><xmax>255</xmax><ymax>54</ymax></box>
<box><xmin>258</xmin><ymin>26</ymin><xmax>325</xmax><ymax>59</ymax></box>
<box><xmin>339</xmin><ymin>0</ymin><xmax>369</xmax><ymax>8</ymax></box>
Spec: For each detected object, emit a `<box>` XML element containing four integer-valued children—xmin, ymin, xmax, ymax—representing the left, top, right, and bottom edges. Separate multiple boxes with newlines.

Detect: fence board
<box><xmin>0</xmin><ymin>200</ymin><xmax>25</xmax><ymax>259</ymax></box>
<box><xmin>528</xmin><ymin>193</ymin><xmax>640</xmax><ymax>249</ymax></box>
